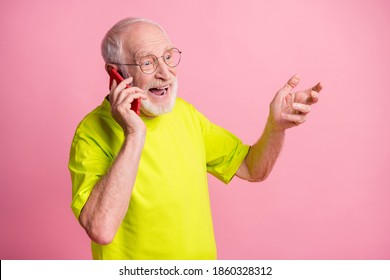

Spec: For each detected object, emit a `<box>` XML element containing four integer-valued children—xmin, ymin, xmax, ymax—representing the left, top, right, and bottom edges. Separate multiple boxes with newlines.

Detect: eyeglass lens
<box><xmin>139</xmin><ymin>48</ymin><xmax>181</xmax><ymax>74</ymax></box>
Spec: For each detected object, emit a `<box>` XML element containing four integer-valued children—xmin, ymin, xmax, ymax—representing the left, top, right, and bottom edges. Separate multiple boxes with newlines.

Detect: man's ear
<box><xmin>105</xmin><ymin>63</ymin><xmax>119</xmax><ymax>75</ymax></box>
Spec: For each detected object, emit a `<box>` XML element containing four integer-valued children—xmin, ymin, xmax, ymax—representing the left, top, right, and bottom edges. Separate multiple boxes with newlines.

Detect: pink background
<box><xmin>1</xmin><ymin>0</ymin><xmax>389</xmax><ymax>259</ymax></box>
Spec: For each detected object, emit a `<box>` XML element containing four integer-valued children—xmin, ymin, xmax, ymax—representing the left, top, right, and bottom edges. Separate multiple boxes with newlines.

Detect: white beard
<box><xmin>141</xmin><ymin>78</ymin><xmax>178</xmax><ymax>117</ymax></box>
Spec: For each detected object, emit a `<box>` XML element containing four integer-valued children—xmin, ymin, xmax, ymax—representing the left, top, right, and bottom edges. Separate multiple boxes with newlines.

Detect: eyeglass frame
<box><xmin>107</xmin><ymin>47</ymin><xmax>182</xmax><ymax>75</ymax></box>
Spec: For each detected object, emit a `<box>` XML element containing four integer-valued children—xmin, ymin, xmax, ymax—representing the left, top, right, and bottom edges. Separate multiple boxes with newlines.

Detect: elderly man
<box><xmin>69</xmin><ymin>17</ymin><xmax>322</xmax><ymax>260</ymax></box>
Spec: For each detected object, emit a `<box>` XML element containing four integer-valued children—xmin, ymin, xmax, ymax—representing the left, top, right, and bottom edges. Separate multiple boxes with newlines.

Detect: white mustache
<box><xmin>147</xmin><ymin>76</ymin><xmax>177</xmax><ymax>90</ymax></box>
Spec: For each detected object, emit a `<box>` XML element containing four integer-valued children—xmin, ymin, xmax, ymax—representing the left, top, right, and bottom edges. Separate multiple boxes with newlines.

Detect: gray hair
<box><xmin>101</xmin><ymin>17</ymin><xmax>167</xmax><ymax>65</ymax></box>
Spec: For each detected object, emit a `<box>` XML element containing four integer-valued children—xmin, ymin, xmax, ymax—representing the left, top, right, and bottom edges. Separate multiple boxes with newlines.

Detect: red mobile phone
<box><xmin>109</xmin><ymin>68</ymin><xmax>141</xmax><ymax>115</ymax></box>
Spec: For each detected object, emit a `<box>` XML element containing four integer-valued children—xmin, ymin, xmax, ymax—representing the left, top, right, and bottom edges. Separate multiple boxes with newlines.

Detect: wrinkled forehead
<box><xmin>122</xmin><ymin>22</ymin><xmax>173</xmax><ymax>59</ymax></box>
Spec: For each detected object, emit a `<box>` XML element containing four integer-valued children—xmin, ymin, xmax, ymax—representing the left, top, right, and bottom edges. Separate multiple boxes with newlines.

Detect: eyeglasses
<box><xmin>109</xmin><ymin>48</ymin><xmax>182</xmax><ymax>75</ymax></box>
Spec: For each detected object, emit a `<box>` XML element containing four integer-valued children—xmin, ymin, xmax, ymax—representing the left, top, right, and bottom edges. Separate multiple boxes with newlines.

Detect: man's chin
<box><xmin>140</xmin><ymin>99</ymin><xmax>176</xmax><ymax>117</ymax></box>
<box><xmin>141</xmin><ymin>80</ymin><xmax>178</xmax><ymax>117</ymax></box>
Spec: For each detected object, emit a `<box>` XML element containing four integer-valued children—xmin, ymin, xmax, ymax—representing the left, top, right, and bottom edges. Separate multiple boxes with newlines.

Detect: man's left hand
<box><xmin>268</xmin><ymin>74</ymin><xmax>323</xmax><ymax>131</ymax></box>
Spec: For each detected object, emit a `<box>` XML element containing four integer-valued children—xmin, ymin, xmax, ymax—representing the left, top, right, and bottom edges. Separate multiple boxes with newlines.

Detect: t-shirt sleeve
<box><xmin>68</xmin><ymin>129</ymin><xmax>113</xmax><ymax>219</ymax></box>
<box><xmin>193</xmin><ymin>106</ymin><xmax>250</xmax><ymax>184</ymax></box>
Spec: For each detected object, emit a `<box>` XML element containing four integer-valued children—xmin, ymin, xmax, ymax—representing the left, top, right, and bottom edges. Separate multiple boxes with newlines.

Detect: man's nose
<box><xmin>154</xmin><ymin>58</ymin><xmax>172</xmax><ymax>80</ymax></box>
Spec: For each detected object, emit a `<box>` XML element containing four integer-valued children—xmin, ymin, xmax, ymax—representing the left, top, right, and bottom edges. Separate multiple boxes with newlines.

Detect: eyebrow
<box><xmin>133</xmin><ymin>50</ymin><xmax>153</xmax><ymax>60</ymax></box>
<box><xmin>133</xmin><ymin>46</ymin><xmax>175</xmax><ymax>60</ymax></box>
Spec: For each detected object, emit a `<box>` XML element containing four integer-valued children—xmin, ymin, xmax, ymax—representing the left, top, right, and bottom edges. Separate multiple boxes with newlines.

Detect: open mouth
<box><xmin>149</xmin><ymin>86</ymin><xmax>169</xmax><ymax>96</ymax></box>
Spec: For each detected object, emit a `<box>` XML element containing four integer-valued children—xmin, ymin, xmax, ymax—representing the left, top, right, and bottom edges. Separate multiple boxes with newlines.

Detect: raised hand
<box><xmin>109</xmin><ymin>77</ymin><xmax>148</xmax><ymax>136</ymax></box>
<box><xmin>268</xmin><ymin>75</ymin><xmax>323</xmax><ymax>131</ymax></box>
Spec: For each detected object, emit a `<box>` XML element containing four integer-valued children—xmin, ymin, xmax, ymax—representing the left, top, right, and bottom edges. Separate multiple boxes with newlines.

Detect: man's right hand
<box><xmin>80</xmin><ymin>76</ymin><xmax>148</xmax><ymax>245</ymax></box>
<box><xmin>109</xmin><ymin>77</ymin><xmax>148</xmax><ymax>136</ymax></box>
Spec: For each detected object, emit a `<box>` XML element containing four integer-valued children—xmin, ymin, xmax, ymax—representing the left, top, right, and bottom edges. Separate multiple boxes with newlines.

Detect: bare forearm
<box><xmin>243</xmin><ymin>120</ymin><xmax>285</xmax><ymax>182</ymax></box>
<box><xmin>236</xmin><ymin>75</ymin><xmax>322</xmax><ymax>183</ymax></box>
<box><xmin>79</xmin><ymin>132</ymin><xmax>145</xmax><ymax>244</ymax></box>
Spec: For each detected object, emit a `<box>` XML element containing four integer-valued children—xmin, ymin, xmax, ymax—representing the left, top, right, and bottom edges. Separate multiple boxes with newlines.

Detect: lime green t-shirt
<box><xmin>69</xmin><ymin>97</ymin><xmax>249</xmax><ymax>259</ymax></box>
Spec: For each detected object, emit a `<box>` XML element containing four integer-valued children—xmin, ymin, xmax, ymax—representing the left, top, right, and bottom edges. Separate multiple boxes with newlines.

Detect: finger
<box><xmin>119</xmin><ymin>90</ymin><xmax>148</xmax><ymax>104</ymax></box>
<box><xmin>309</xmin><ymin>90</ymin><xmax>319</xmax><ymax>104</ymax></box>
<box><xmin>281</xmin><ymin>112</ymin><xmax>307</xmax><ymax>125</ymax></box>
<box><xmin>282</xmin><ymin>74</ymin><xmax>301</xmax><ymax>94</ymax></box>
<box><xmin>110</xmin><ymin>77</ymin><xmax>134</xmax><ymax>100</ymax></box>
<box><xmin>129</xmin><ymin>91</ymin><xmax>148</xmax><ymax>100</ymax></box>
<box><xmin>292</xmin><ymin>103</ymin><xmax>311</xmax><ymax>114</ymax></box>
<box><xmin>118</xmin><ymin>77</ymin><xmax>134</xmax><ymax>89</ymax></box>
<box><xmin>309</xmin><ymin>82</ymin><xmax>323</xmax><ymax>103</ymax></box>
<box><xmin>312</xmin><ymin>82</ymin><xmax>323</xmax><ymax>93</ymax></box>
<box><xmin>115</xmin><ymin>87</ymin><xmax>147</xmax><ymax>105</ymax></box>
<box><xmin>116</xmin><ymin>92</ymin><xmax>148</xmax><ymax>112</ymax></box>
